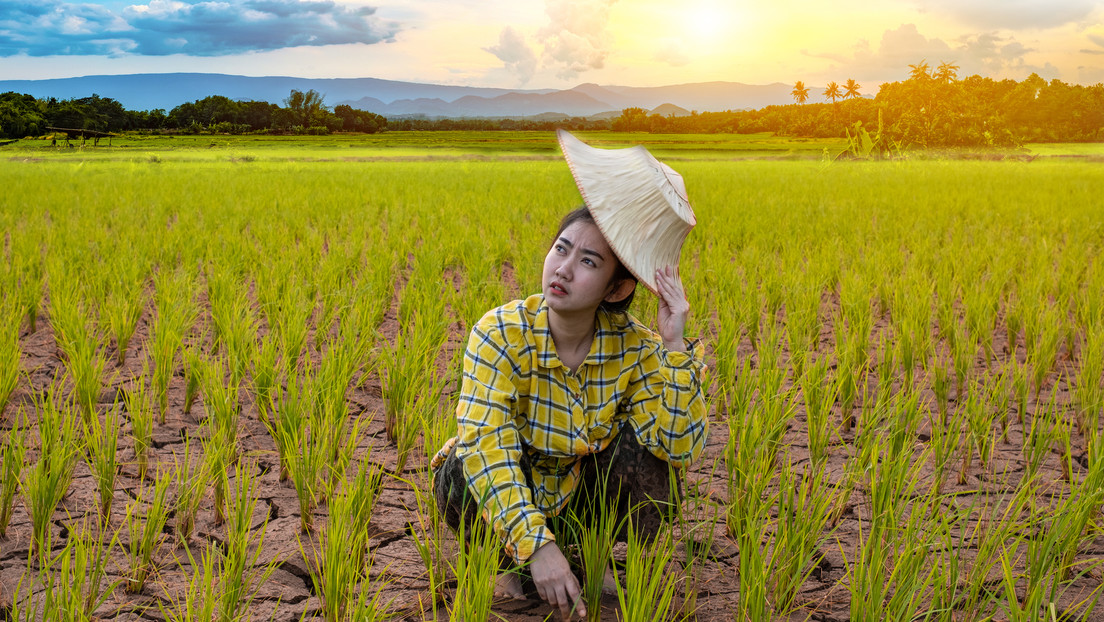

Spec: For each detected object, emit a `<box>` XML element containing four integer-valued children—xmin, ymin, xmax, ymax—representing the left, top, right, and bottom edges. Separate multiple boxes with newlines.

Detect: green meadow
<box><xmin>0</xmin><ymin>132</ymin><xmax>1102</xmax><ymax>621</ymax></box>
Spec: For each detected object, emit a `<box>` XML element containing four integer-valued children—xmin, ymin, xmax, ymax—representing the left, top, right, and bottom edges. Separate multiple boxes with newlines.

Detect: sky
<box><xmin>1</xmin><ymin>0</ymin><xmax>1103</xmax><ymax>91</ymax></box>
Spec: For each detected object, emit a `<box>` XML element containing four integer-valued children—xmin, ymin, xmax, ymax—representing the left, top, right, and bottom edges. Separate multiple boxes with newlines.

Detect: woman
<box><xmin>431</xmin><ymin>133</ymin><xmax>706</xmax><ymax>620</ymax></box>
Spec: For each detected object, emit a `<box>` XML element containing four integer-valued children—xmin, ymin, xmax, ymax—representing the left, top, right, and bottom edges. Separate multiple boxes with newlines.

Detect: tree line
<box><xmin>611</xmin><ymin>63</ymin><xmax>1104</xmax><ymax>147</ymax></box>
<box><xmin>2</xmin><ymin>63</ymin><xmax>1102</xmax><ymax>147</ymax></box>
<box><xmin>0</xmin><ymin>89</ymin><xmax>386</xmax><ymax>138</ymax></box>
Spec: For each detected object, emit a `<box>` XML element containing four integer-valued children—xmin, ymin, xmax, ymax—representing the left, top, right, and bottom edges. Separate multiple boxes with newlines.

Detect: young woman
<box><xmin>430</xmin><ymin>205</ymin><xmax>707</xmax><ymax>621</ymax></box>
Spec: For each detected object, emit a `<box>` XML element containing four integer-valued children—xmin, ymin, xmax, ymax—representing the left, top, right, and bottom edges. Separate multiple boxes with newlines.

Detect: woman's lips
<box><xmin>550</xmin><ymin>281</ymin><xmax>568</xmax><ymax>296</ymax></box>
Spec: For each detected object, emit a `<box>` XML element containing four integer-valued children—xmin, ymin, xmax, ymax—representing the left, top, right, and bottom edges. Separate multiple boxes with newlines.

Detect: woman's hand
<box><xmin>529</xmin><ymin>542</ymin><xmax>586</xmax><ymax>620</ymax></box>
<box><xmin>656</xmin><ymin>265</ymin><xmax>690</xmax><ymax>352</ymax></box>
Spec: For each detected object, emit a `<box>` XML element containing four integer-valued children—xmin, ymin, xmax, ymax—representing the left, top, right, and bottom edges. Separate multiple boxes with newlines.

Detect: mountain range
<box><xmin>0</xmin><ymin>73</ymin><xmax>830</xmax><ymax>118</ymax></box>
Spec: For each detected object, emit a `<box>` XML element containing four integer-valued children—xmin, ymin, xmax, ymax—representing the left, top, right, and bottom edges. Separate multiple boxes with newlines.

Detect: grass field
<box><xmin>0</xmin><ymin>131</ymin><xmax>1102</xmax><ymax>621</ymax></box>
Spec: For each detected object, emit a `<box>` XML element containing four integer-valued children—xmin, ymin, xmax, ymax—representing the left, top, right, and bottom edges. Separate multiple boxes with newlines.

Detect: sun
<box><xmin>683</xmin><ymin>2</ymin><xmax>733</xmax><ymax>42</ymax></box>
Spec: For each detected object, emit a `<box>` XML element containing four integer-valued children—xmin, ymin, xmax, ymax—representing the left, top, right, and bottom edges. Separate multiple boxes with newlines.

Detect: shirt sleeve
<box><xmin>623</xmin><ymin>336</ymin><xmax>708</xmax><ymax>467</ymax></box>
<box><xmin>455</xmin><ymin>323</ymin><xmax>554</xmax><ymax>563</ymax></box>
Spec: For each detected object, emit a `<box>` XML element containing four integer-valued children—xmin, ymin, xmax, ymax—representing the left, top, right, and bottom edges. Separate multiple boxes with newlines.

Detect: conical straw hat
<box><xmin>557</xmin><ymin>129</ymin><xmax>696</xmax><ymax>295</ymax></box>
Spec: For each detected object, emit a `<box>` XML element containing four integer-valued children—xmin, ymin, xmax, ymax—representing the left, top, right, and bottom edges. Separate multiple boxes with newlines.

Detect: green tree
<box><xmin>284</xmin><ymin>89</ymin><xmax>326</xmax><ymax>129</ymax></box>
<box><xmin>823</xmin><ymin>82</ymin><xmax>842</xmax><ymax>104</ymax></box>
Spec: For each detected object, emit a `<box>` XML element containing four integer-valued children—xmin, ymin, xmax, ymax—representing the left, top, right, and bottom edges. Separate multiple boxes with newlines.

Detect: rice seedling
<box><xmin>250</xmin><ymin>331</ymin><xmax>281</xmax><ymax>421</ymax></box>
<box><xmin>54</xmin><ymin>515</ymin><xmax>123</xmax><ymax>619</ymax></box>
<box><xmin>1022</xmin><ymin>389</ymin><xmax>1064</xmax><ymax>483</ymax></box>
<box><xmin>103</xmin><ymin>276</ymin><xmax>146</xmax><ymax>366</ymax></box>
<box><xmin>770</xmin><ymin>460</ymin><xmax>838</xmax><ymax>616</ymax></box>
<box><xmin>219</xmin><ymin>459</ymin><xmax>281</xmax><ymax>622</ymax></box>
<box><xmin>800</xmin><ymin>356</ymin><xmax>835</xmax><ymax>466</ymax></box>
<box><xmin>200</xmin><ymin>355</ymin><xmax>242</xmax><ymax>461</ymax></box>
<box><xmin>172</xmin><ymin>434</ymin><xmax>206</xmax><ymax>543</ymax></box>
<box><xmin>127</xmin><ymin>367</ymin><xmax>155</xmax><ymax>481</ymax></box>
<box><xmin>560</xmin><ymin>470</ymin><xmax>623</xmax><ymax>621</ymax></box>
<box><xmin>301</xmin><ymin>474</ymin><xmax>382</xmax><ymax>622</ymax></box>
<box><xmin>201</xmin><ymin>421</ymin><xmax>233</xmax><ymax>527</ymax></box>
<box><xmin>181</xmin><ymin>345</ymin><xmax>203</xmax><ymax>416</ymax></box>
<box><xmin>0</xmin><ymin>302</ymin><xmax>22</xmax><ymax>417</ymax></box>
<box><xmin>611</xmin><ymin>518</ymin><xmax>684</xmax><ymax>622</ymax></box>
<box><xmin>158</xmin><ymin>539</ymin><xmax>220</xmax><ymax>622</ymax></box>
<box><xmin>124</xmin><ymin>469</ymin><xmax>173</xmax><ymax>594</ymax></box>
<box><xmin>1028</xmin><ymin>303</ymin><xmax>1063</xmax><ymax>402</ymax></box>
<box><xmin>278</xmin><ymin>402</ymin><xmax>328</xmax><ymax>533</ymax></box>
<box><xmin>21</xmin><ymin>380</ymin><xmax>79</xmax><ymax>560</ymax></box>
<box><xmin>0</xmin><ymin>409</ymin><xmax>28</xmax><ymax>537</ymax></box>
<box><xmin>82</xmin><ymin>400</ymin><xmax>122</xmax><ymax>525</ymax></box>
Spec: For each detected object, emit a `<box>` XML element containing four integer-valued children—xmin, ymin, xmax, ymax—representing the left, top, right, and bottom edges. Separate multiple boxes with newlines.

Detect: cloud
<box><xmin>538</xmin><ymin>0</ymin><xmax>618</xmax><ymax>80</ymax></box>
<box><xmin>0</xmin><ymin>0</ymin><xmax>398</xmax><ymax>57</ymax></box>
<box><xmin>807</xmin><ymin>24</ymin><xmax>1057</xmax><ymax>84</ymax></box>
<box><xmin>910</xmin><ymin>0</ymin><xmax>1100</xmax><ymax>30</ymax></box>
<box><xmin>654</xmin><ymin>40</ymin><xmax>690</xmax><ymax>67</ymax></box>
<box><xmin>484</xmin><ymin>26</ymin><xmax>538</xmax><ymax>83</ymax></box>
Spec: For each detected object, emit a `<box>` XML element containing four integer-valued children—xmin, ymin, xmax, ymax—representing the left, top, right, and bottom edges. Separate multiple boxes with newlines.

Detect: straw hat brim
<box><xmin>557</xmin><ymin>129</ymin><xmax>696</xmax><ymax>295</ymax></box>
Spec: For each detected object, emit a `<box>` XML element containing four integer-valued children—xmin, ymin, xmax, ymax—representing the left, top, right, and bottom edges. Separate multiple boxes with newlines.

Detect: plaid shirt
<box><xmin>431</xmin><ymin>294</ymin><xmax>707</xmax><ymax>563</ymax></box>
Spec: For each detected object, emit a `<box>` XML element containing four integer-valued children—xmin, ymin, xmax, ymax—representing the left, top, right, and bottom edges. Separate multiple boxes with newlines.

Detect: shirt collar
<box><xmin>533</xmin><ymin>296</ymin><xmax>620</xmax><ymax>369</ymax></box>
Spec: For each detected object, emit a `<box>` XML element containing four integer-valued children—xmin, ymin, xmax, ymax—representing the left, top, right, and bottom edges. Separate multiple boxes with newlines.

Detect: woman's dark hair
<box><xmin>553</xmin><ymin>206</ymin><xmax>637</xmax><ymax>314</ymax></box>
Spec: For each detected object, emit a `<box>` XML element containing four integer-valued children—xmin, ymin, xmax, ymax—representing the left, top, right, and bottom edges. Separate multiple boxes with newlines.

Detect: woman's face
<box><xmin>542</xmin><ymin>220</ymin><xmax>624</xmax><ymax>316</ymax></box>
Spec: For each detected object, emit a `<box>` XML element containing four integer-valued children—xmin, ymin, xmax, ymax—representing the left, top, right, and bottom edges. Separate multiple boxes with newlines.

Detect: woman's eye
<box><xmin>582</xmin><ymin>258</ymin><xmax>595</xmax><ymax>267</ymax></box>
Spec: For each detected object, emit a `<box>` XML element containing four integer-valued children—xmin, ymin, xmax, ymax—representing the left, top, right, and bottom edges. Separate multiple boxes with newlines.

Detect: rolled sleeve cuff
<box><xmin>664</xmin><ymin>338</ymin><xmax>706</xmax><ymax>373</ymax></box>
<box><xmin>508</xmin><ymin>524</ymin><xmax>555</xmax><ymax>564</ymax></box>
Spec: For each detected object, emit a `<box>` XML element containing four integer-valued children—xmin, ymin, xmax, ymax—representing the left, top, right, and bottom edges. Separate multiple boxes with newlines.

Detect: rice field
<box><xmin>0</xmin><ymin>133</ymin><xmax>1103</xmax><ymax>621</ymax></box>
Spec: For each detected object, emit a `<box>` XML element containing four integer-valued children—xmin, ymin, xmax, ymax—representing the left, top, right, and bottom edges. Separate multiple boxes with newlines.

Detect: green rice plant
<box><xmin>16</xmin><ymin>251</ymin><xmax>45</xmax><ymax>335</ymax></box>
<box><xmin>0</xmin><ymin>409</ymin><xmax>29</xmax><ymax>537</ymax></box>
<box><xmin>103</xmin><ymin>278</ymin><xmax>146</xmax><ymax>366</ymax></box>
<box><xmin>250</xmin><ymin>331</ymin><xmax>281</xmax><ymax>422</ymax></box>
<box><xmin>1027</xmin><ymin>303</ymin><xmax>1063</xmax><ymax>401</ymax></box>
<box><xmin>181</xmin><ymin>345</ymin><xmax>203</xmax><ymax>416</ymax></box>
<box><xmin>998</xmin><ymin>490</ymin><xmax>1104</xmax><ymax>621</ymax></box>
<box><xmin>0</xmin><ymin>302</ymin><xmax>22</xmax><ymax>417</ymax></box>
<box><xmin>124</xmin><ymin>469</ymin><xmax>172</xmax><ymax>593</ymax></box>
<box><xmin>158</xmin><ymin>539</ymin><xmax>220</xmax><ymax>622</ymax></box>
<box><xmin>611</xmin><ymin>518</ymin><xmax>683</xmax><ymax>622</ymax></box>
<box><xmin>836</xmin><ymin>354</ymin><xmax>860</xmax><ymax>433</ymax></box>
<box><xmin>53</xmin><ymin>515</ymin><xmax>123</xmax><ymax>620</ymax></box>
<box><xmin>927</xmin><ymin>352</ymin><xmax>953</xmax><ymax>426</ymax></box>
<box><xmin>1022</xmin><ymin>389</ymin><xmax>1063</xmax><ymax>483</ymax></box>
<box><xmin>800</xmin><ymin>356</ymin><xmax>835</xmax><ymax>466</ymax></box>
<box><xmin>960</xmin><ymin>376</ymin><xmax>996</xmax><ymax>485</ymax></box>
<box><xmin>673</xmin><ymin>462</ymin><xmax>721</xmax><ymax>620</ymax></box>
<box><xmin>127</xmin><ymin>367</ymin><xmax>155</xmax><ymax>481</ymax></box>
<box><xmin>963</xmin><ymin>277</ymin><xmax>1002</xmax><ymax>366</ymax></box>
<box><xmin>560</xmin><ymin>470</ymin><xmax>623</xmax><ymax>621</ymax></box>
<box><xmin>21</xmin><ymin>381</ymin><xmax>79</xmax><ymax>560</ymax></box>
<box><xmin>402</xmin><ymin>469</ymin><xmax>452</xmax><ymax>619</ymax></box>
<box><xmin>82</xmin><ymin>401</ymin><xmax>121</xmax><ymax>525</ymax></box>
<box><xmin>301</xmin><ymin>476</ymin><xmax>383</xmax><ymax>622</ymax></box>
<box><xmin>737</xmin><ymin>269</ymin><xmax>762</xmax><ymax>353</ymax></box>
<box><xmin>942</xmin><ymin>483</ymin><xmax>1034</xmax><ymax>622</ymax></box>
<box><xmin>50</xmin><ymin>276</ymin><xmax>109</xmax><ymax>422</ymax></box>
<box><xmin>264</xmin><ymin>366</ymin><xmax>312</xmax><ymax>482</ymax></box>
<box><xmin>951</xmin><ymin>321</ymin><xmax>977</xmax><ymax>400</ymax></box>
<box><xmin>200</xmin><ymin>355</ymin><xmax>242</xmax><ymax>462</ymax></box>
<box><xmin>770</xmin><ymin>460</ymin><xmax>839</xmax><ymax>616</ymax></box>
<box><xmin>844</xmin><ymin>436</ymin><xmax>939</xmax><ymax>622</ymax></box>
<box><xmin>928</xmin><ymin>401</ymin><xmax>965</xmax><ymax>498</ymax></box>
<box><xmin>277</xmin><ymin>402</ymin><xmax>328</xmax><ymax>533</ymax></box>
<box><xmin>1073</xmin><ymin>328</ymin><xmax>1103</xmax><ymax>438</ymax></box>
<box><xmin>1005</xmin><ymin>290</ymin><xmax>1023</xmax><ymax>356</ymax></box>
<box><xmin>711</xmin><ymin>291</ymin><xmax>742</xmax><ymax>403</ymax></box>
<box><xmin>1012</xmin><ymin>357</ymin><xmax>1031</xmax><ymax>427</ymax></box>
<box><xmin>172</xmin><ymin>434</ymin><xmax>206</xmax><ymax>543</ymax></box>
<box><xmin>201</xmin><ymin>421</ymin><xmax>233</xmax><ymax>526</ymax></box>
<box><xmin>219</xmin><ymin>459</ymin><xmax>281</xmax><ymax>622</ymax></box>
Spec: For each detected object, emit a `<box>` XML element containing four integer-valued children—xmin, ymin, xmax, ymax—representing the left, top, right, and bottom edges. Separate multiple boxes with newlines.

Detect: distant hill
<box><xmin>0</xmin><ymin>73</ymin><xmax>832</xmax><ymax>118</ymax></box>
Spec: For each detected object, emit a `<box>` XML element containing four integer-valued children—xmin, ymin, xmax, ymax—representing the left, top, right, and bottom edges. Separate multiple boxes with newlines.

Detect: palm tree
<box><xmin>843</xmin><ymin>79</ymin><xmax>862</xmax><ymax>100</ymax></box>
<box><xmin>936</xmin><ymin>61</ymin><xmax>959</xmax><ymax>84</ymax></box>
<box><xmin>908</xmin><ymin>60</ymin><xmax>932</xmax><ymax>82</ymax></box>
<box><xmin>791</xmin><ymin>81</ymin><xmax>810</xmax><ymax>104</ymax></box>
<box><xmin>823</xmin><ymin>82</ymin><xmax>842</xmax><ymax>104</ymax></box>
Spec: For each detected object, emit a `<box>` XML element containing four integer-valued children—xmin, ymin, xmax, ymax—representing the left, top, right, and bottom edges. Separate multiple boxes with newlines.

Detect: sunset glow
<box><xmin>0</xmin><ymin>0</ymin><xmax>1101</xmax><ymax>89</ymax></box>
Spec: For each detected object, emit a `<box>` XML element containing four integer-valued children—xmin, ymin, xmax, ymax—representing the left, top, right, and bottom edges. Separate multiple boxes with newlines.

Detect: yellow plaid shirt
<box><xmin>431</xmin><ymin>294</ymin><xmax>707</xmax><ymax>563</ymax></box>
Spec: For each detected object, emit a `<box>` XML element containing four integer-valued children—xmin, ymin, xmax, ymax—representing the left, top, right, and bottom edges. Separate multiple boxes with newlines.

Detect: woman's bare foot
<box><xmin>494</xmin><ymin>572</ymin><xmax>525</xmax><ymax>600</ymax></box>
<box><xmin>602</xmin><ymin>566</ymin><xmax>618</xmax><ymax>594</ymax></box>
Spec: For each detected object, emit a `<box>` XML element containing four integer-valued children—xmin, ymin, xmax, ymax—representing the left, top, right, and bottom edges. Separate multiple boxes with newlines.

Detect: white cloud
<box><xmin>910</xmin><ymin>0</ymin><xmax>1101</xmax><ymax>30</ymax></box>
<box><xmin>538</xmin><ymin>0</ymin><xmax>618</xmax><ymax>79</ymax></box>
<box><xmin>484</xmin><ymin>26</ymin><xmax>538</xmax><ymax>83</ymax></box>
